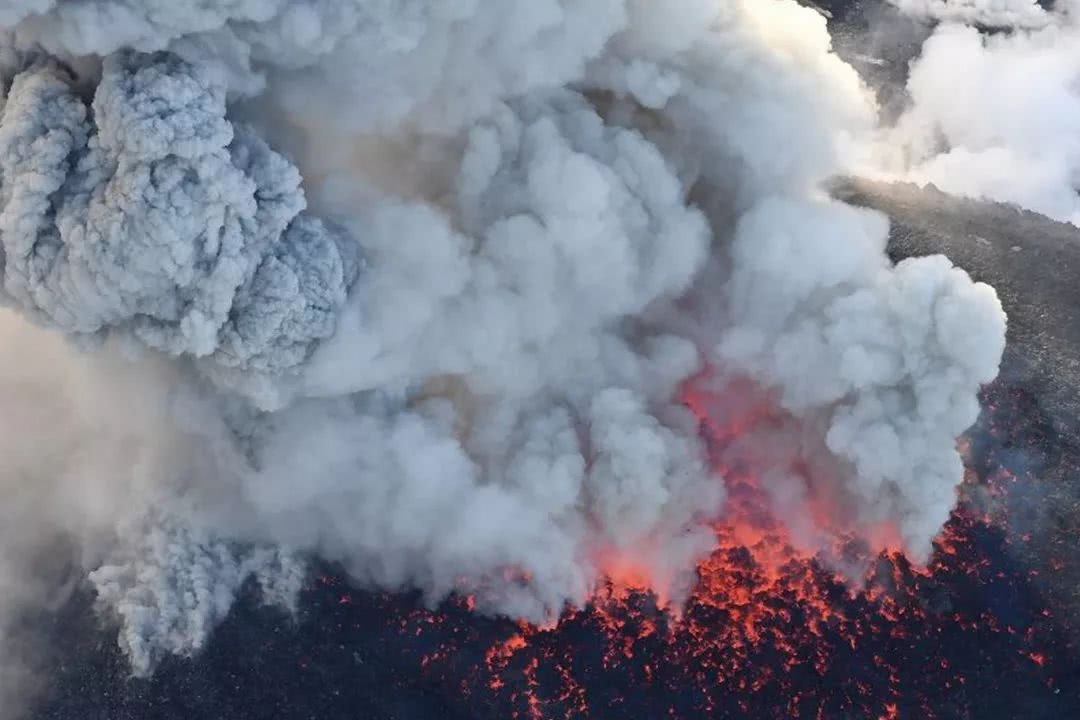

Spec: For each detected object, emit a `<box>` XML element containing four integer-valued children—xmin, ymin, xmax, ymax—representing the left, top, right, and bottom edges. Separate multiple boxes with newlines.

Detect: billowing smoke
<box><xmin>0</xmin><ymin>1</ymin><xmax>1008</xmax><ymax>715</ymax></box>
<box><xmin>887</xmin><ymin>0</ymin><xmax>1061</xmax><ymax>28</ymax></box>
<box><xmin>719</xmin><ymin>198</ymin><xmax>1003</xmax><ymax>558</ymax></box>
<box><xmin>874</xmin><ymin>0</ymin><xmax>1080</xmax><ymax>225</ymax></box>
<box><xmin>0</xmin><ymin>51</ymin><xmax>357</xmax><ymax>407</ymax></box>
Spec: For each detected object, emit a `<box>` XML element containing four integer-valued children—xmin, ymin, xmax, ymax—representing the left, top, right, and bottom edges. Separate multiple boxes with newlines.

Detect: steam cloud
<box><xmin>877</xmin><ymin>0</ymin><xmax>1080</xmax><ymax>225</ymax></box>
<box><xmin>0</xmin><ymin>1</ymin><xmax>1016</xmax><ymax>714</ymax></box>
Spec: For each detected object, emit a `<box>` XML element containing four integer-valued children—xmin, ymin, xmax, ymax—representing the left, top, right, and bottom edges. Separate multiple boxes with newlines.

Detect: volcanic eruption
<box><xmin>1</xmin><ymin>1</ymin><xmax>1077</xmax><ymax>718</ymax></box>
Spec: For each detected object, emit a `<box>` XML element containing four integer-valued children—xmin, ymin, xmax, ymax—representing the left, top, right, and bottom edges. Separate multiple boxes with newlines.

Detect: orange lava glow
<box><xmin>304</xmin><ymin>380</ymin><xmax>1065</xmax><ymax>719</ymax></box>
<box><xmin>419</xmin><ymin>376</ymin><xmax>1044</xmax><ymax>718</ymax></box>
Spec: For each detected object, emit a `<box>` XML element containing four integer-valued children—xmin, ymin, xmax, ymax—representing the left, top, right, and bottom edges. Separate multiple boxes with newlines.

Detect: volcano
<box><xmin>1</xmin><ymin>1</ymin><xmax>1076</xmax><ymax>718</ymax></box>
<box><xmin>31</xmin><ymin>183</ymin><xmax>1080</xmax><ymax>719</ymax></box>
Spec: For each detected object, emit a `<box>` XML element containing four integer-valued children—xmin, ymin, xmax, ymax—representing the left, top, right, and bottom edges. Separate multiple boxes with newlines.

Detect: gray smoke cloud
<box><xmin>89</xmin><ymin>518</ymin><xmax>304</xmax><ymax>676</ymax></box>
<box><xmin>887</xmin><ymin>0</ymin><xmax>1060</xmax><ymax>27</ymax></box>
<box><xmin>1</xmin><ymin>0</ymin><xmax>630</xmax><ymax>132</ymax></box>
<box><xmin>719</xmin><ymin>197</ymin><xmax>1004</xmax><ymax>557</ymax></box>
<box><xmin>873</xmin><ymin>0</ymin><xmax>1080</xmax><ymax>225</ymax></box>
<box><xmin>0</xmin><ymin>2</ymin><xmax>1009</xmax><ymax>716</ymax></box>
<box><xmin>0</xmin><ymin>51</ymin><xmax>358</xmax><ymax>408</ymax></box>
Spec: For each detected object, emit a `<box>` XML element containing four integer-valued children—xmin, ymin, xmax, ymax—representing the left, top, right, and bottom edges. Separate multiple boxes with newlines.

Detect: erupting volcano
<box><xmin>417</xmin><ymin>375</ymin><xmax>1069</xmax><ymax>719</ymax></box>
<box><xmin>41</xmin><ymin>354</ymin><xmax>1076</xmax><ymax>719</ymax></box>
<box><xmin>2</xmin><ymin>1</ymin><xmax>1079</xmax><ymax>719</ymax></box>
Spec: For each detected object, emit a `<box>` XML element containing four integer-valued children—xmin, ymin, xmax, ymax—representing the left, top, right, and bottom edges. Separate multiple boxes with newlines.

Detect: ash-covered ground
<box><xmin>30</xmin><ymin>186</ymin><xmax>1080</xmax><ymax>719</ymax></box>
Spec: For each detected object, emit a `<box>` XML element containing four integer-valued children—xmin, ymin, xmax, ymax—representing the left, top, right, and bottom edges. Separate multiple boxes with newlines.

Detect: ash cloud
<box><xmin>0</xmin><ymin>51</ymin><xmax>358</xmax><ymax>408</ymax></box>
<box><xmin>0</xmin><ymin>1</ymin><xmax>1009</xmax><ymax>715</ymax></box>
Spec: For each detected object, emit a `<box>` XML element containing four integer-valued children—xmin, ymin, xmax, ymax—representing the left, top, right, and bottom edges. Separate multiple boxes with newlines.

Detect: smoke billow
<box><xmin>0</xmin><ymin>1</ymin><xmax>1011</xmax><ymax>715</ymax></box>
<box><xmin>887</xmin><ymin>0</ymin><xmax>1060</xmax><ymax>28</ymax></box>
<box><xmin>0</xmin><ymin>51</ymin><xmax>358</xmax><ymax>408</ymax></box>
<box><xmin>874</xmin><ymin>0</ymin><xmax>1080</xmax><ymax>225</ymax></box>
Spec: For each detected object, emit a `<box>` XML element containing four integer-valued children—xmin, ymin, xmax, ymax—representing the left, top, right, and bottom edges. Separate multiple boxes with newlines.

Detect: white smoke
<box><xmin>0</xmin><ymin>1</ymin><xmax>1008</xmax><ymax>715</ymax></box>
<box><xmin>888</xmin><ymin>0</ymin><xmax>1059</xmax><ymax>28</ymax></box>
<box><xmin>719</xmin><ymin>197</ymin><xmax>1004</xmax><ymax>557</ymax></box>
<box><xmin>875</xmin><ymin>0</ymin><xmax>1080</xmax><ymax>225</ymax></box>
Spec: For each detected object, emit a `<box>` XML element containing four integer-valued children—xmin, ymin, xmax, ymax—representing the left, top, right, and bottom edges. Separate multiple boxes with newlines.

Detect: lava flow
<box><xmin>272</xmin><ymin>376</ymin><xmax>1074</xmax><ymax>720</ymax></box>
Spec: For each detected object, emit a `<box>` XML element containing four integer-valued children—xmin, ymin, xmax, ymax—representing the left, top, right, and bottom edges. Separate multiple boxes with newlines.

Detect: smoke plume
<box><xmin>0</xmin><ymin>1</ymin><xmax>1010</xmax><ymax>715</ymax></box>
<box><xmin>875</xmin><ymin>0</ymin><xmax>1080</xmax><ymax>225</ymax></box>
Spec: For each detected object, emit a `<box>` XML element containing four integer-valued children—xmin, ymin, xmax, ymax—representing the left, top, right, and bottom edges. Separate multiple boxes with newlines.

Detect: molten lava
<box><xmin>298</xmin><ymin>378</ymin><xmax>1067</xmax><ymax>719</ymax></box>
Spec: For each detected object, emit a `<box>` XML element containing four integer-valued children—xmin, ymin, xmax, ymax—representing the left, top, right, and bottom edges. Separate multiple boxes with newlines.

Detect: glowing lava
<box><xmin>289</xmin><ymin>379</ymin><xmax>1068</xmax><ymax>719</ymax></box>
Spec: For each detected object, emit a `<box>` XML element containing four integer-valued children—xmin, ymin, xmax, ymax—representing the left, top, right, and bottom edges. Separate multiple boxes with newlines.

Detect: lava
<box><xmin>328</xmin><ymin>376</ymin><xmax>1065</xmax><ymax>718</ymax></box>
<box><xmin>46</xmin><ymin>376</ymin><xmax>1070</xmax><ymax>719</ymax></box>
<box><xmin>408</xmin><ymin>377</ymin><xmax>1067</xmax><ymax>720</ymax></box>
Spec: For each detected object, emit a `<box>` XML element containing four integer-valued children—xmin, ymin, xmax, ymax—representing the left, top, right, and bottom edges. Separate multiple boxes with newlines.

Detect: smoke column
<box><xmin>0</xmin><ymin>1</ymin><xmax>1011</xmax><ymax>715</ymax></box>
